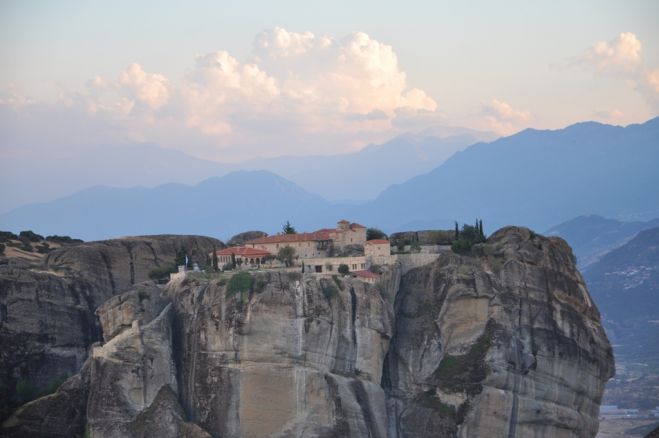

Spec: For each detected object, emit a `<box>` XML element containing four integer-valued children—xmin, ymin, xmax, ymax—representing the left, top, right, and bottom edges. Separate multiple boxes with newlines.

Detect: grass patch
<box><xmin>432</xmin><ymin>320</ymin><xmax>498</xmax><ymax>395</ymax></box>
<box><xmin>320</xmin><ymin>278</ymin><xmax>339</xmax><ymax>301</ymax></box>
<box><xmin>226</xmin><ymin>271</ymin><xmax>254</xmax><ymax>297</ymax></box>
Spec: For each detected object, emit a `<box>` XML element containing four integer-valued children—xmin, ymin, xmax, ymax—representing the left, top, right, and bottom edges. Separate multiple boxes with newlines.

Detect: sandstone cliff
<box><xmin>384</xmin><ymin>227</ymin><xmax>614</xmax><ymax>437</ymax></box>
<box><xmin>0</xmin><ymin>235</ymin><xmax>222</xmax><ymax>422</ymax></box>
<box><xmin>1</xmin><ymin>227</ymin><xmax>613</xmax><ymax>437</ymax></box>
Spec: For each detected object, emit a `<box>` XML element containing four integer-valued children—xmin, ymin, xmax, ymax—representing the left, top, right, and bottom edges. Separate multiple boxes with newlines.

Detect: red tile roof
<box><xmin>244</xmin><ymin>221</ymin><xmax>365</xmax><ymax>245</ymax></box>
<box><xmin>366</xmin><ymin>239</ymin><xmax>390</xmax><ymax>245</ymax></box>
<box><xmin>246</xmin><ymin>231</ymin><xmax>331</xmax><ymax>244</ymax></box>
<box><xmin>216</xmin><ymin>247</ymin><xmax>272</xmax><ymax>257</ymax></box>
<box><xmin>352</xmin><ymin>270</ymin><xmax>379</xmax><ymax>279</ymax></box>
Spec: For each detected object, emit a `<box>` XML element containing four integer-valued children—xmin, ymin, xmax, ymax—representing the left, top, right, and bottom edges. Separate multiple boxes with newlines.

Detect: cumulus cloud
<box><xmin>9</xmin><ymin>27</ymin><xmax>442</xmax><ymax>159</ymax></box>
<box><xmin>479</xmin><ymin>99</ymin><xmax>531</xmax><ymax>135</ymax></box>
<box><xmin>119</xmin><ymin>63</ymin><xmax>170</xmax><ymax>109</ymax></box>
<box><xmin>579</xmin><ymin>32</ymin><xmax>659</xmax><ymax>111</ymax></box>
<box><xmin>581</xmin><ymin>32</ymin><xmax>641</xmax><ymax>74</ymax></box>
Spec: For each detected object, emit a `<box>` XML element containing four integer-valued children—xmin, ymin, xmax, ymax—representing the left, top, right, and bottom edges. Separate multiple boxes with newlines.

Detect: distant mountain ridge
<box><xmin>355</xmin><ymin>116</ymin><xmax>659</xmax><ymax>231</ymax></box>
<box><xmin>545</xmin><ymin>214</ymin><xmax>659</xmax><ymax>270</ymax></box>
<box><xmin>1</xmin><ymin>129</ymin><xmax>490</xmax><ymax>213</ymax></box>
<box><xmin>238</xmin><ymin>131</ymin><xmax>493</xmax><ymax>201</ymax></box>
<box><xmin>0</xmin><ymin>171</ymin><xmax>338</xmax><ymax>241</ymax></box>
<box><xmin>584</xmin><ymin>225</ymin><xmax>659</xmax><ymax>365</ymax></box>
<box><xmin>1</xmin><ymin>117</ymin><xmax>657</xmax><ymax>241</ymax></box>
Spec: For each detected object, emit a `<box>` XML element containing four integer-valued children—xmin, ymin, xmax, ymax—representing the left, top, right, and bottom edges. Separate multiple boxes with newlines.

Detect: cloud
<box><xmin>479</xmin><ymin>99</ymin><xmax>531</xmax><ymax>135</ymax></box>
<box><xmin>119</xmin><ymin>63</ymin><xmax>170</xmax><ymax>110</ymax></box>
<box><xmin>5</xmin><ymin>27</ymin><xmax>441</xmax><ymax>160</ymax></box>
<box><xmin>581</xmin><ymin>32</ymin><xmax>641</xmax><ymax>74</ymax></box>
<box><xmin>579</xmin><ymin>32</ymin><xmax>659</xmax><ymax>110</ymax></box>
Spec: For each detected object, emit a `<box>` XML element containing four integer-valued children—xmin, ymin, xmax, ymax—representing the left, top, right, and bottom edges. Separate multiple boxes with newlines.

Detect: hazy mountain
<box><xmin>357</xmin><ymin>117</ymin><xmax>659</xmax><ymax>232</ymax></box>
<box><xmin>0</xmin><ymin>171</ymin><xmax>340</xmax><ymax>241</ymax></box>
<box><xmin>0</xmin><ymin>143</ymin><xmax>231</xmax><ymax>214</ymax></box>
<box><xmin>3</xmin><ymin>118</ymin><xmax>658</xmax><ymax>241</ymax></box>
<box><xmin>584</xmin><ymin>226</ymin><xmax>659</xmax><ymax>366</ymax></box>
<box><xmin>0</xmin><ymin>130</ymin><xmax>491</xmax><ymax>214</ymax></box>
<box><xmin>545</xmin><ymin>214</ymin><xmax>659</xmax><ymax>270</ymax></box>
<box><xmin>239</xmin><ymin>131</ymin><xmax>495</xmax><ymax>201</ymax></box>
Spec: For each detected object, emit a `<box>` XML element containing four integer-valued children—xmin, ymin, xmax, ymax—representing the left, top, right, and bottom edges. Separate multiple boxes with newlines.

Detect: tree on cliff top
<box><xmin>367</xmin><ymin>228</ymin><xmax>387</xmax><ymax>241</ymax></box>
<box><xmin>277</xmin><ymin>245</ymin><xmax>296</xmax><ymax>267</ymax></box>
<box><xmin>282</xmin><ymin>221</ymin><xmax>297</xmax><ymax>234</ymax></box>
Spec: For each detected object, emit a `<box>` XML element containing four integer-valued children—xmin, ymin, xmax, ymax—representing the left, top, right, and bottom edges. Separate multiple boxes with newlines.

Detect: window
<box><xmin>361</xmin><ymin>263</ymin><xmax>365</xmax><ymax>269</ymax></box>
<box><xmin>352</xmin><ymin>264</ymin><xmax>357</xmax><ymax>270</ymax></box>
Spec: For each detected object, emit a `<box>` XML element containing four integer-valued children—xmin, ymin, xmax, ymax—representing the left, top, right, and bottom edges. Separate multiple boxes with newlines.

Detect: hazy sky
<box><xmin>1</xmin><ymin>0</ymin><xmax>658</xmax><ymax>161</ymax></box>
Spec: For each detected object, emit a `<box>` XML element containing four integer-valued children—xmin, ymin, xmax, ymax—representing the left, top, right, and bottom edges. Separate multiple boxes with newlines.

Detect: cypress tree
<box><xmin>454</xmin><ymin>221</ymin><xmax>459</xmax><ymax>240</ymax></box>
<box><xmin>212</xmin><ymin>246</ymin><xmax>219</xmax><ymax>271</ymax></box>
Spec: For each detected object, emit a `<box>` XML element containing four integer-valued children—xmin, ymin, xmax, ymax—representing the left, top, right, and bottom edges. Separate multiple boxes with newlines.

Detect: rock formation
<box><xmin>1</xmin><ymin>227</ymin><xmax>614</xmax><ymax>437</ymax></box>
<box><xmin>0</xmin><ymin>235</ymin><xmax>221</xmax><ymax>422</ymax></box>
<box><xmin>384</xmin><ymin>227</ymin><xmax>614</xmax><ymax>437</ymax></box>
<box><xmin>227</xmin><ymin>231</ymin><xmax>268</xmax><ymax>247</ymax></box>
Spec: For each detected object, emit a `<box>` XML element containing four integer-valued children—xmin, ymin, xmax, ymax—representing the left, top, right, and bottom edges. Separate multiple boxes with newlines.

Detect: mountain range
<box><xmin>584</xmin><ymin>226</ymin><xmax>659</xmax><ymax>368</ymax></box>
<box><xmin>0</xmin><ymin>129</ymin><xmax>490</xmax><ymax>214</ymax></box>
<box><xmin>545</xmin><ymin>214</ymin><xmax>659</xmax><ymax>270</ymax></box>
<box><xmin>357</xmin><ymin>116</ymin><xmax>659</xmax><ymax>232</ymax></box>
<box><xmin>0</xmin><ymin>116</ymin><xmax>657</xmax><ymax>241</ymax></box>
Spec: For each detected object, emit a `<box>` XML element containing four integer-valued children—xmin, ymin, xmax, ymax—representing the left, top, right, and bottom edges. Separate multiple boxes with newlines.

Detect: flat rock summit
<box><xmin>0</xmin><ymin>227</ymin><xmax>614</xmax><ymax>437</ymax></box>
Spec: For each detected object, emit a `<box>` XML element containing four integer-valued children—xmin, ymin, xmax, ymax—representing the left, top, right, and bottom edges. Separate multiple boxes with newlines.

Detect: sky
<box><xmin>1</xmin><ymin>0</ymin><xmax>658</xmax><ymax>163</ymax></box>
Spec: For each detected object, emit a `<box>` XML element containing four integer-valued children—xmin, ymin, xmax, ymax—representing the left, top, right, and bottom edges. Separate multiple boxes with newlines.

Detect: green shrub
<box><xmin>338</xmin><ymin>264</ymin><xmax>350</xmax><ymax>275</ymax></box>
<box><xmin>227</xmin><ymin>271</ymin><xmax>253</xmax><ymax>296</ymax></box>
<box><xmin>277</xmin><ymin>245</ymin><xmax>296</xmax><ymax>267</ymax></box>
<box><xmin>451</xmin><ymin>239</ymin><xmax>473</xmax><ymax>254</ymax></box>
<box><xmin>0</xmin><ymin>231</ymin><xmax>18</xmax><ymax>243</ymax></box>
<box><xmin>366</xmin><ymin>228</ymin><xmax>387</xmax><ymax>241</ymax></box>
<box><xmin>222</xmin><ymin>262</ymin><xmax>234</xmax><ymax>271</ymax></box>
<box><xmin>320</xmin><ymin>279</ymin><xmax>339</xmax><ymax>301</ymax></box>
<box><xmin>148</xmin><ymin>265</ymin><xmax>176</xmax><ymax>281</ymax></box>
<box><xmin>19</xmin><ymin>230</ymin><xmax>44</xmax><ymax>242</ymax></box>
<box><xmin>45</xmin><ymin>235</ymin><xmax>83</xmax><ymax>244</ymax></box>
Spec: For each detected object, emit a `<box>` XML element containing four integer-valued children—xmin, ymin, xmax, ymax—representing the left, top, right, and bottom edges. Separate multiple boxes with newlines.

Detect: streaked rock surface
<box><xmin>2</xmin><ymin>227</ymin><xmax>613</xmax><ymax>437</ymax></box>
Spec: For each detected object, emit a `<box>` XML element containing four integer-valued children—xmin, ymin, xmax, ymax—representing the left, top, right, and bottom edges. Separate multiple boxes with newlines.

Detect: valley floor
<box><xmin>597</xmin><ymin>418</ymin><xmax>659</xmax><ymax>437</ymax></box>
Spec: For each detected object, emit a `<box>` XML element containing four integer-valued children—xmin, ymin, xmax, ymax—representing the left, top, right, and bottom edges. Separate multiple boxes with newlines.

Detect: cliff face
<box><xmin>44</xmin><ymin>235</ymin><xmax>222</xmax><ymax>307</ymax></box>
<box><xmin>0</xmin><ymin>235</ymin><xmax>222</xmax><ymax>422</ymax></box>
<box><xmin>167</xmin><ymin>269</ymin><xmax>397</xmax><ymax>438</ymax></box>
<box><xmin>384</xmin><ymin>227</ymin><xmax>614</xmax><ymax>438</ymax></box>
<box><xmin>1</xmin><ymin>227</ymin><xmax>613</xmax><ymax>437</ymax></box>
